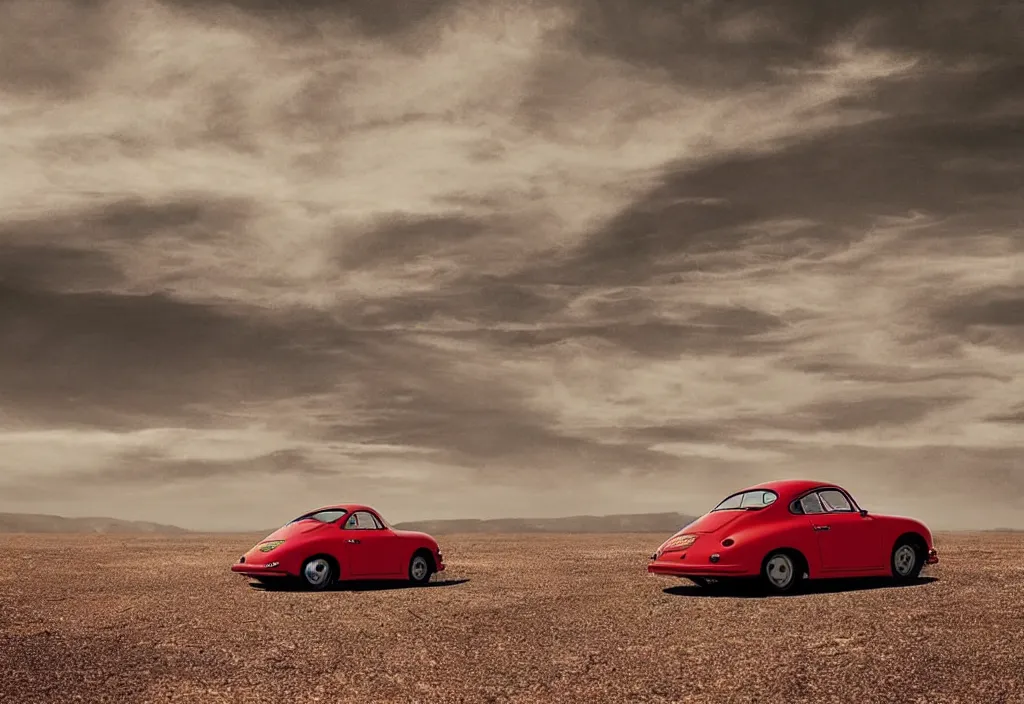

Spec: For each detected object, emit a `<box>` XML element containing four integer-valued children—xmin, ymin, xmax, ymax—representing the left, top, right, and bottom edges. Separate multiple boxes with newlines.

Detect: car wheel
<box><xmin>300</xmin><ymin>556</ymin><xmax>335</xmax><ymax>591</ymax></box>
<box><xmin>408</xmin><ymin>552</ymin><xmax>433</xmax><ymax>585</ymax></box>
<box><xmin>761</xmin><ymin>551</ymin><xmax>800</xmax><ymax>594</ymax></box>
<box><xmin>891</xmin><ymin>540</ymin><xmax>923</xmax><ymax>582</ymax></box>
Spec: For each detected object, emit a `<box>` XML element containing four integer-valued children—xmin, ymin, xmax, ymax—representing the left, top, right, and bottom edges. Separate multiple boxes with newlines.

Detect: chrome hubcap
<box><xmin>304</xmin><ymin>558</ymin><xmax>330</xmax><ymax>586</ymax></box>
<box><xmin>894</xmin><ymin>545</ymin><xmax>916</xmax><ymax>576</ymax></box>
<box><xmin>411</xmin><ymin>556</ymin><xmax>429</xmax><ymax>581</ymax></box>
<box><xmin>766</xmin><ymin>554</ymin><xmax>794</xmax><ymax>589</ymax></box>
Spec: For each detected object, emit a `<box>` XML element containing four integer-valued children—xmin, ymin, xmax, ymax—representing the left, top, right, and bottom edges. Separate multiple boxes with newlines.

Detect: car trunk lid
<box><xmin>676</xmin><ymin>511</ymin><xmax>748</xmax><ymax>535</ymax></box>
<box><xmin>262</xmin><ymin>519</ymin><xmax>330</xmax><ymax>542</ymax></box>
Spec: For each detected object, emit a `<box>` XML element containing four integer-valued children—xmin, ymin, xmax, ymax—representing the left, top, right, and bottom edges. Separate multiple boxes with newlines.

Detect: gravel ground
<box><xmin>2</xmin><ymin>531</ymin><xmax>1022</xmax><ymax>703</ymax></box>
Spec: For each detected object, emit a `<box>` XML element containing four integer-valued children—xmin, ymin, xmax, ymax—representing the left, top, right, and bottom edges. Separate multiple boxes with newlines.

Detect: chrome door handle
<box><xmin>813</xmin><ymin>525</ymin><xmax>830</xmax><ymax>532</ymax></box>
<box><xmin>347</xmin><ymin>539</ymin><xmax>360</xmax><ymax>544</ymax></box>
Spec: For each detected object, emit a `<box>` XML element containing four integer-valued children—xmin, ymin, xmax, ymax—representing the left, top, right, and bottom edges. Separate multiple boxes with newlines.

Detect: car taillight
<box><xmin>660</xmin><ymin>534</ymin><xmax>698</xmax><ymax>553</ymax></box>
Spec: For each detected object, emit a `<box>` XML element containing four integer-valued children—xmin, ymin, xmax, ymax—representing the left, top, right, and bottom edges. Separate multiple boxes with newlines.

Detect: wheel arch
<box><xmin>411</xmin><ymin>546</ymin><xmax>436</xmax><ymax>571</ymax></box>
<box><xmin>893</xmin><ymin>531</ymin><xmax>928</xmax><ymax>556</ymax></box>
<box><xmin>302</xmin><ymin>552</ymin><xmax>340</xmax><ymax>580</ymax></box>
<box><xmin>760</xmin><ymin>546</ymin><xmax>810</xmax><ymax>579</ymax></box>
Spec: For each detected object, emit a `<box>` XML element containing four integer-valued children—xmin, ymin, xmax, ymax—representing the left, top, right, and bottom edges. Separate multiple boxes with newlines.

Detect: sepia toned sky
<box><xmin>1</xmin><ymin>0</ymin><xmax>1022</xmax><ymax>530</ymax></box>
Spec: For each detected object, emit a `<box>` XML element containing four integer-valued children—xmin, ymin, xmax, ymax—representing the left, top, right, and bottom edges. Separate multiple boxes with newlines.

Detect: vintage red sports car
<box><xmin>231</xmin><ymin>504</ymin><xmax>445</xmax><ymax>590</ymax></box>
<box><xmin>647</xmin><ymin>479</ymin><xmax>939</xmax><ymax>593</ymax></box>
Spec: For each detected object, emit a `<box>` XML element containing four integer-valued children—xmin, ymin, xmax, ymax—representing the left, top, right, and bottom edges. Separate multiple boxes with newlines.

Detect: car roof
<box><xmin>738</xmin><ymin>479</ymin><xmax>842</xmax><ymax>501</ymax></box>
<box><xmin>306</xmin><ymin>504</ymin><xmax>378</xmax><ymax>514</ymax></box>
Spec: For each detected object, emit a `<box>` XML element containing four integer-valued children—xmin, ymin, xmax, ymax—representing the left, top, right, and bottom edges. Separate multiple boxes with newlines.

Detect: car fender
<box><xmin>873</xmin><ymin>515</ymin><xmax>934</xmax><ymax>553</ymax></box>
<box><xmin>393</xmin><ymin>533</ymin><xmax>440</xmax><ymax>567</ymax></box>
<box><xmin>251</xmin><ymin>544</ymin><xmax>305</xmax><ymax>576</ymax></box>
<box><xmin>722</xmin><ymin>521</ymin><xmax>822</xmax><ymax>577</ymax></box>
<box><xmin>277</xmin><ymin>536</ymin><xmax>348</xmax><ymax>576</ymax></box>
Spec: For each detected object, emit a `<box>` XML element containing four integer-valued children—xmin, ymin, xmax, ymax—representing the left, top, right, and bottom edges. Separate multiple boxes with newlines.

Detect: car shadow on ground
<box><xmin>663</xmin><ymin>576</ymin><xmax>938</xmax><ymax>598</ymax></box>
<box><xmin>248</xmin><ymin>577</ymin><xmax>470</xmax><ymax>592</ymax></box>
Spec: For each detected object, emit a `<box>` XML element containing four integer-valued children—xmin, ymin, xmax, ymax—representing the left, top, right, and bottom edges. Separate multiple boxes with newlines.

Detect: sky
<box><xmin>1</xmin><ymin>0</ymin><xmax>1022</xmax><ymax>531</ymax></box>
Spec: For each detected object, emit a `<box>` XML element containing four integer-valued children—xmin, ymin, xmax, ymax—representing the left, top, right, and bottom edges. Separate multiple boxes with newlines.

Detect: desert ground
<box><xmin>2</xmin><ymin>532</ymin><xmax>1023</xmax><ymax>704</ymax></box>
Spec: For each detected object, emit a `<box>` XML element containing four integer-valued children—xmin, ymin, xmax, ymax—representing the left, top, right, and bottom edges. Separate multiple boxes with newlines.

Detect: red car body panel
<box><xmin>648</xmin><ymin>479</ymin><xmax>938</xmax><ymax>580</ymax></box>
<box><xmin>230</xmin><ymin>504</ymin><xmax>445</xmax><ymax>582</ymax></box>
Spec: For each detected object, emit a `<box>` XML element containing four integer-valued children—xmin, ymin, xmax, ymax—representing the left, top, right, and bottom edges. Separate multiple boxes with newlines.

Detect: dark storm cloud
<box><xmin>510</xmin><ymin>114</ymin><xmax>1024</xmax><ymax>287</ymax></box>
<box><xmin>348</xmin><ymin>277</ymin><xmax>569</xmax><ymax>328</ymax></box>
<box><xmin>565</xmin><ymin>0</ymin><xmax>1024</xmax><ymax>89</ymax></box>
<box><xmin>157</xmin><ymin>0</ymin><xmax>462</xmax><ymax>40</ymax></box>
<box><xmin>862</xmin><ymin>62</ymin><xmax>1024</xmax><ymax>121</ymax></box>
<box><xmin>627</xmin><ymin>422</ymin><xmax>734</xmax><ymax>445</ymax></box>
<box><xmin>93</xmin><ymin>197</ymin><xmax>251</xmax><ymax>235</ymax></box>
<box><xmin>0</xmin><ymin>244</ymin><xmax>125</xmax><ymax>292</ymax></box>
<box><xmin>787</xmin><ymin>395</ymin><xmax>968</xmax><ymax>433</ymax></box>
<box><xmin>622</xmin><ymin>393</ymin><xmax>968</xmax><ymax>442</ymax></box>
<box><xmin>472</xmin><ymin>317</ymin><xmax>788</xmax><ymax>358</ymax></box>
<box><xmin>0</xmin><ymin>195</ymin><xmax>254</xmax><ymax>254</ymax></box>
<box><xmin>4</xmin><ymin>0</ymin><xmax>1023</xmax><ymax>527</ymax></box>
<box><xmin>0</xmin><ymin>264</ymin><xmax>366</xmax><ymax>428</ymax></box>
<box><xmin>0</xmin><ymin>0</ymin><xmax>118</xmax><ymax>97</ymax></box>
<box><xmin>939</xmin><ymin>287</ymin><xmax>1024</xmax><ymax>329</ymax></box>
<box><xmin>935</xmin><ymin>287</ymin><xmax>1024</xmax><ymax>350</ymax></box>
<box><xmin>985</xmin><ymin>407</ymin><xmax>1024</xmax><ymax>425</ymax></box>
<box><xmin>338</xmin><ymin>214</ymin><xmax>488</xmax><ymax>270</ymax></box>
<box><xmin>0</xmin><ymin>232</ymin><xmax>656</xmax><ymax>478</ymax></box>
<box><xmin>784</xmin><ymin>358</ymin><xmax>1011</xmax><ymax>385</ymax></box>
<box><xmin>80</xmin><ymin>448</ymin><xmax>334</xmax><ymax>486</ymax></box>
<box><xmin>319</xmin><ymin>353</ymin><xmax>680</xmax><ymax>474</ymax></box>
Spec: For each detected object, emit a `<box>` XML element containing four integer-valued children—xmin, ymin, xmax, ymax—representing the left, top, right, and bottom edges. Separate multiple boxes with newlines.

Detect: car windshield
<box><xmin>287</xmin><ymin>509</ymin><xmax>347</xmax><ymax>525</ymax></box>
<box><xmin>711</xmin><ymin>490</ymin><xmax>778</xmax><ymax>512</ymax></box>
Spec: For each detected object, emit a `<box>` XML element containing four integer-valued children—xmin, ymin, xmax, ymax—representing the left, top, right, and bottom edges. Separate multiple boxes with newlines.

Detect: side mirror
<box><xmin>859</xmin><ymin>509</ymin><xmax>869</xmax><ymax>517</ymax></box>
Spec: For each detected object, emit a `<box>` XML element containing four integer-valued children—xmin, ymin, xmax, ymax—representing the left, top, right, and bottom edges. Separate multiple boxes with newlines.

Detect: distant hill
<box><xmin>0</xmin><ymin>511</ymin><xmax>700</xmax><ymax>535</ymax></box>
<box><xmin>0</xmin><ymin>513</ymin><xmax>190</xmax><ymax>534</ymax></box>
<box><xmin>393</xmin><ymin>512</ymin><xmax>698</xmax><ymax>534</ymax></box>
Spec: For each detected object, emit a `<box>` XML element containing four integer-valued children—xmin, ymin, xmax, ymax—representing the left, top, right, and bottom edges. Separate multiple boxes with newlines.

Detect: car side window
<box><xmin>819</xmin><ymin>489</ymin><xmax>854</xmax><ymax>513</ymax></box>
<box><xmin>345</xmin><ymin>511</ymin><xmax>384</xmax><ymax>530</ymax></box>
<box><xmin>799</xmin><ymin>493</ymin><xmax>825</xmax><ymax>514</ymax></box>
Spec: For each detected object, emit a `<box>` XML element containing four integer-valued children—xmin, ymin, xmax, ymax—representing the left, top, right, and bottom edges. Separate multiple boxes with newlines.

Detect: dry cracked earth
<box><xmin>2</xmin><ymin>532</ymin><xmax>1023</xmax><ymax>703</ymax></box>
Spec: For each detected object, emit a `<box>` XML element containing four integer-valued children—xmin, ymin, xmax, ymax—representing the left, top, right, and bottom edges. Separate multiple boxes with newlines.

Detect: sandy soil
<box><xmin>2</xmin><ymin>532</ymin><xmax>1022</xmax><ymax>703</ymax></box>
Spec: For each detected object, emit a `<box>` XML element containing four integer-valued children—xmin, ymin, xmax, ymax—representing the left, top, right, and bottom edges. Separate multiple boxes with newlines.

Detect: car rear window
<box><xmin>289</xmin><ymin>509</ymin><xmax>347</xmax><ymax>524</ymax></box>
<box><xmin>712</xmin><ymin>490</ymin><xmax>778</xmax><ymax>511</ymax></box>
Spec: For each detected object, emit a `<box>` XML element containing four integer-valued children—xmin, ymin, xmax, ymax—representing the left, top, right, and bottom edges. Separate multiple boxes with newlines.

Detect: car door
<box><xmin>805</xmin><ymin>489</ymin><xmax>884</xmax><ymax>572</ymax></box>
<box><xmin>342</xmin><ymin>511</ymin><xmax>401</xmax><ymax>578</ymax></box>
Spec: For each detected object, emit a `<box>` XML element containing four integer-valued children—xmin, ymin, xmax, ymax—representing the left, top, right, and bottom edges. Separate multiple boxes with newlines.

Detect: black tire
<box><xmin>299</xmin><ymin>556</ymin><xmax>335</xmax><ymax>591</ymax></box>
<box><xmin>408</xmin><ymin>551</ymin><xmax>434</xmax><ymax>585</ymax></box>
<box><xmin>890</xmin><ymin>539</ymin><xmax>923</xmax><ymax>582</ymax></box>
<box><xmin>760</xmin><ymin>550</ymin><xmax>802</xmax><ymax>595</ymax></box>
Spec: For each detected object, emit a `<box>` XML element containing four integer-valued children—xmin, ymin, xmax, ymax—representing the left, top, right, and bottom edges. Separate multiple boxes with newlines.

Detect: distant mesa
<box><xmin>0</xmin><ymin>511</ymin><xmax>699</xmax><ymax>535</ymax></box>
<box><xmin>393</xmin><ymin>512</ymin><xmax>699</xmax><ymax>535</ymax></box>
<box><xmin>0</xmin><ymin>513</ymin><xmax>189</xmax><ymax>535</ymax></box>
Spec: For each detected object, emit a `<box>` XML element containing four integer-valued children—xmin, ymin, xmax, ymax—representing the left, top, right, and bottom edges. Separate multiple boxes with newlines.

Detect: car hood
<box><xmin>391</xmin><ymin>529</ymin><xmax>436</xmax><ymax>544</ymax></box>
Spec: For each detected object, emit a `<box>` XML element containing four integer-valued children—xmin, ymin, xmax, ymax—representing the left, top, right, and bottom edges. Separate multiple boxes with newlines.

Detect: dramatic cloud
<box><xmin>1</xmin><ymin>0</ymin><xmax>1021</xmax><ymax>529</ymax></box>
